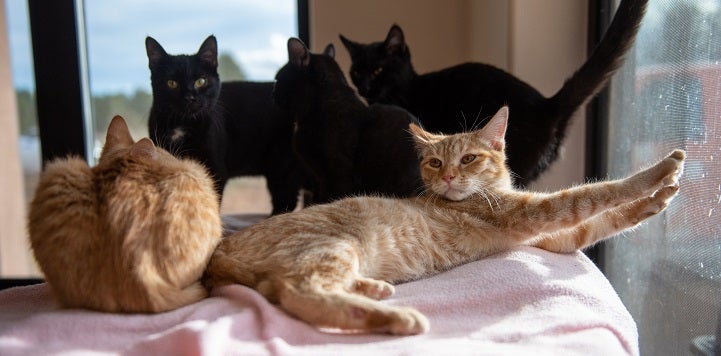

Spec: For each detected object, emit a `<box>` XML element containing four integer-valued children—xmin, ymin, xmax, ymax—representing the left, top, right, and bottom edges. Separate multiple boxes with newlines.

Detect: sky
<box><xmin>5</xmin><ymin>0</ymin><xmax>297</xmax><ymax>95</ymax></box>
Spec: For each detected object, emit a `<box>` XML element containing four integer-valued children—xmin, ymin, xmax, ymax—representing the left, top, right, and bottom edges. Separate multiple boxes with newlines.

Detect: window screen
<box><xmin>601</xmin><ymin>0</ymin><xmax>721</xmax><ymax>354</ymax></box>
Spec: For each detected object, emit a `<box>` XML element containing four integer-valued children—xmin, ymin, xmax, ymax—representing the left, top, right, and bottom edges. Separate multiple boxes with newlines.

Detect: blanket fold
<box><xmin>0</xmin><ymin>247</ymin><xmax>638</xmax><ymax>356</ymax></box>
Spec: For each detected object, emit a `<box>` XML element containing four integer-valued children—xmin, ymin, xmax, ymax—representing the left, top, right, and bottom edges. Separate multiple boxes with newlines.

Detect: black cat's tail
<box><xmin>544</xmin><ymin>0</ymin><xmax>648</xmax><ymax>124</ymax></box>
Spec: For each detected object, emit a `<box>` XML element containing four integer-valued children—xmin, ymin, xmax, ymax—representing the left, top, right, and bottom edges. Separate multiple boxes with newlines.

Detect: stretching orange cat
<box><xmin>204</xmin><ymin>106</ymin><xmax>684</xmax><ymax>334</ymax></box>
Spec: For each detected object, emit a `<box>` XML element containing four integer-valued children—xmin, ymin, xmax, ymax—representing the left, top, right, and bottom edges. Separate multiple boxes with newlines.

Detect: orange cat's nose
<box><xmin>442</xmin><ymin>175</ymin><xmax>455</xmax><ymax>183</ymax></box>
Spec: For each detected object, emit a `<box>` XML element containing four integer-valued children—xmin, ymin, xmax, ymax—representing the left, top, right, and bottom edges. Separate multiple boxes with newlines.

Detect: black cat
<box><xmin>274</xmin><ymin>38</ymin><xmax>422</xmax><ymax>204</ymax></box>
<box><xmin>146</xmin><ymin>35</ymin><xmax>302</xmax><ymax>215</ymax></box>
<box><xmin>339</xmin><ymin>0</ymin><xmax>648</xmax><ymax>187</ymax></box>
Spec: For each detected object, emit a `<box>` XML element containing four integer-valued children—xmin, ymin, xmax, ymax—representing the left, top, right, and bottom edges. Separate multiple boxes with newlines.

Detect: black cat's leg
<box><xmin>265</xmin><ymin>173</ymin><xmax>300</xmax><ymax>215</ymax></box>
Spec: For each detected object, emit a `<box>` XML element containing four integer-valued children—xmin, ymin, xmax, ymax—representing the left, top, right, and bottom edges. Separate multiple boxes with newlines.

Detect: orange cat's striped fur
<box><xmin>204</xmin><ymin>106</ymin><xmax>684</xmax><ymax>334</ymax></box>
<box><xmin>29</xmin><ymin>116</ymin><xmax>222</xmax><ymax>313</ymax></box>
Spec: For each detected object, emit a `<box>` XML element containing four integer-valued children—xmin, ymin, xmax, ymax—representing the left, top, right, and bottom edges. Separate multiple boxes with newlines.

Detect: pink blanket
<box><xmin>0</xmin><ymin>247</ymin><xmax>638</xmax><ymax>355</ymax></box>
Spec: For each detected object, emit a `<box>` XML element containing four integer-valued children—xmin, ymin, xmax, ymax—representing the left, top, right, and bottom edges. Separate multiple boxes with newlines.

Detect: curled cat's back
<box><xmin>28</xmin><ymin>157</ymin><xmax>100</xmax><ymax>306</ymax></box>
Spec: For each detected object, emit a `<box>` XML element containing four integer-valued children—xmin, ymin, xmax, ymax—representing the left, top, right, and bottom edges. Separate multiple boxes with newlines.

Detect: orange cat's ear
<box><xmin>408</xmin><ymin>123</ymin><xmax>436</xmax><ymax>148</ymax></box>
<box><xmin>105</xmin><ymin>115</ymin><xmax>135</xmax><ymax>149</ymax></box>
<box><xmin>130</xmin><ymin>138</ymin><xmax>157</xmax><ymax>160</ymax></box>
<box><xmin>480</xmin><ymin>106</ymin><xmax>508</xmax><ymax>151</ymax></box>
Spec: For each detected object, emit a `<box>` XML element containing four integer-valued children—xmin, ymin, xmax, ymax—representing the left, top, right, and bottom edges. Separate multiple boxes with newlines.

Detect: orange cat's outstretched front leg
<box><xmin>497</xmin><ymin>149</ymin><xmax>685</xmax><ymax>239</ymax></box>
<box><xmin>534</xmin><ymin>184</ymin><xmax>680</xmax><ymax>253</ymax></box>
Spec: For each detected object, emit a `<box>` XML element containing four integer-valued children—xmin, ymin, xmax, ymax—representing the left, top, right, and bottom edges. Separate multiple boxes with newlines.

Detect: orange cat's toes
<box><xmin>388</xmin><ymin>308</ymin><xmax>430</xmax><ymax>335</ymax></box>
<box><xmin>354</xmin><ymin>278</ymin><xmax>395</xmax><ymax>300</ymax></box>
<box><xmin>654</xmin><ymin>185</ymin><xmax>680</xmax><ymax>204</ymax></box>
<box><xmin>635</xmin><ymin>185</ymin><xmax>680</xmax><ymax>224</ymax></box>
<box><xmin>669</xmin><ymin>149</ymin><xmax>686</xmax><ymax>161</ymax></box>
<box><xmin>660</xmin><ymin>151</ymin><xmax>685</xmax><ymax>187</ymax></box>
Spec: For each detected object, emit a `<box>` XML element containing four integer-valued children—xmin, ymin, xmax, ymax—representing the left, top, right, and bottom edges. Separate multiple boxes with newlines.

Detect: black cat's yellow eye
<box><xmin>461</xmin><ymin>154</ymin><xmax>476</xmax><ymax>164</ymax></box>
<box><xmin>194</xmin><ymin>78</ymin><xmax>207</xmax><ymax>88</ymax></box>
<box><xmin>166</xmin><ymin>80</ymin><xmax>178</xmax><ymax>89</ymax></box>
<box><xmin>428</xmin><ymin>158</ymin><xmax>442</xmax><ymax>168</ymax></box>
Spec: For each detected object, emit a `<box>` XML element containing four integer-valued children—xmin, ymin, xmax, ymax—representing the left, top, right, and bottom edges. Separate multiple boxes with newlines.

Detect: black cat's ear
<box><xmin>323</xmin><ymin>43</ymin><xmax>335</xmax><ymax>58</ymax></box>
<box><xmin>480</xmin><ymin>106</ymin><xmax>509</xmax><ymax>151</ymax></box>
<box><xmin>339</xmin><ymin>34</ymin><xmax>359</xmax><ymax>57</ymax></box>
<box><xmin>384</xmin><ymin>24</ymin><xmax>407</xmax><ymax>55</ymax></box>
<box><xmin>198</xmin><ymin>35</ymin><xmax>218</xmax><ymax>69</ymax></box>
<box><xmin>145</xmin><ymin>36</ymin><xmax>168</xmax><ymax>69</ymax></box>
<box><xmin>287</xmin><ymin>38</ymin><xmax>310</xmax><ymax>68</ymax></box>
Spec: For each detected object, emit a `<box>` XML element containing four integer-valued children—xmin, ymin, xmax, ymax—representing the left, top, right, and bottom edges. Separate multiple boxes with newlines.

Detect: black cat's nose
<box><xmin>185</xmin><ymin>94</ymin><xmax>196</xmax><ymax>103</ymax></box>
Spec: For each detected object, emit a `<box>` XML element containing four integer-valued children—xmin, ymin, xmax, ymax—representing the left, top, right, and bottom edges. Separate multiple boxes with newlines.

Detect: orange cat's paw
<box><xmin>353</xmin><ymin>278</ymin><xmax>395</xmax><ymax>300</ymax></box>
<box><xmin>387</xmin><ymin>308</ymin><xmax>430</xmax><ymax>335</ymax></box>
<box><xmin>660</xmin><ymin>149</ymin><xmax>685</xmax><ymax>187</ymax></box>
<box><xmin>631</xmin><ymin>185</ymin><xmax>681</xmax><ymax>225</ymax></box>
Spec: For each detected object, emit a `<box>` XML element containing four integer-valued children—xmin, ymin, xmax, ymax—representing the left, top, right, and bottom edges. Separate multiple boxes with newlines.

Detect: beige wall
<box><xmin>0</xmin><ymin>0</ymin><xmax>34</xmax><ymax>276</ymax></box>
<box><xmin>309</xmin><ymin>0</ymin><xmax>588</xmax><ymax>190</ymax></box>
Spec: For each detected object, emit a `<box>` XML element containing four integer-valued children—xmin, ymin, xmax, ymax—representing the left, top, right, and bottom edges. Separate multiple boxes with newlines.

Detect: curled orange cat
<box><xmin>204</xmin><ymin>106</ymin><xmax>684</xmax><ymax>334</ymax></box>
<box><xmin>29</xmin><ymin>116</ymin><xmax>222</xmax><ymax>313</ymax></box>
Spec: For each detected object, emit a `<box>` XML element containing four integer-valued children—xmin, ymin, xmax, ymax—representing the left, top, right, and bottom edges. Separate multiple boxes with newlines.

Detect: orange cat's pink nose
<box><xmin>442</xmin><ymin>175</ymin><xmax>455</xmax><ymax>183</ymax></box>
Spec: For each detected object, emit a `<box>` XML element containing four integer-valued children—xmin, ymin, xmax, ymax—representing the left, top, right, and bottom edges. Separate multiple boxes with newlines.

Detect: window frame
<box><xmin>27</xmin><ymin>0</ymin><xmax>310</xmax><ymax>166</ymax></box>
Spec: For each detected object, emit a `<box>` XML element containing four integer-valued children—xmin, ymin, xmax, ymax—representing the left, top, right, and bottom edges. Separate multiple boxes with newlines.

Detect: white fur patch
<box><xmin>170</xmin><ymin>128</ymin><xmax>185</xmax><ymax>142</ymax></box>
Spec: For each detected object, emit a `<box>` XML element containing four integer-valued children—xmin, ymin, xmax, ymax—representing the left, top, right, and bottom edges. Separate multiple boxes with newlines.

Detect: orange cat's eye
<box><xmin>428</xmin><ymin>158</ymin><xmax>442</xmax><ymax>168</ymax></box>
<box><xmin>166</xmin><ymin>80</ymin><xmax>178</xmax><ymax>89</ymax></box>
<box><xmin>194</xmin><ymin>78</ymin><xmax>207</xmax><ymax>88</ymax></box>
<box><xmin>461</xmin><ymin>154</ymin><xmax>476</xmax><ymax>164</ymax></box>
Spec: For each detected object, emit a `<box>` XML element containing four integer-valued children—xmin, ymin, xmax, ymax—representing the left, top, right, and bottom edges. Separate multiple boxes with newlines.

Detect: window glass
<box><xmin>5</xmin><ymin>0</ymin><xmax>39</xmax><ymax>212</ymax></box>
<box><xmin>603</xmin><ymin>0</ymin><xmax>721</xmax><ymax>354</ymax></box>
<box><xmin>83</xmin><ymin>0</ymin><xmax>297</xmax><ymax>215</ymax></box>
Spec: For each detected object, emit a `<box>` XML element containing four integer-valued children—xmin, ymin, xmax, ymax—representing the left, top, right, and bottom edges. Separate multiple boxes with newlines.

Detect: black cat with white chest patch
<box><xmin>340</xmin><ymin>0</ymin><xmax>647</xmax><ymax>187</ymax></box>
<box><xmin>146</xmin><ymin>35</ymin><xmax>302</xmax><ymax>215</ymax></box>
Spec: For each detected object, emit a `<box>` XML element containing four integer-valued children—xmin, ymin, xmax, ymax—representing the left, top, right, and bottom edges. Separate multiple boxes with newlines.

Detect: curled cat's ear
<box><xmin>385</xmin><ymin>24</ymin><xmax>407</xmax><ymax>56</ymax></box>
<box><xmin>145</xmin><ymin>36</ymin><xmax>167</xmax><ymax>69</ymax></box>
<box><xmin>479</xmin><ymin>106</ymin><xmax>509</xmax><ymax>151</ymax></box>
<box><xmin>323</xmin><ymin>44</ymin><xmax>335</xmax><ymax>58</ymax></box>
<box><xmin>130</xmin><ymin>138</ymin><xmax>157</xmax><ymax>160</ymax></box>
<box><xmin>198</xmin><ymin>35</ymin><xmax>218</xmax><ymax>69</ymax></box>
<box><xmin>105</xmin><ymin>115</ymin><xmax>135</xmax><ymax>149</ymax></box>
<box><xmin>287</xmin><ymin>38</ymin><xmax>310</xmax><ymax>68</ymax></box>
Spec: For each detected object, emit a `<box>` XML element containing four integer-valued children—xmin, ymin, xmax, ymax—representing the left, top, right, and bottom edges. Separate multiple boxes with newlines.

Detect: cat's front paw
<box><xmin>630</xmin><ymin>185</ymin><xmax>681</xmax><ymax>225</ymax></box>
<box><xmin>642</xmin><ymin>149</ymin><xmax>686</xmax><ymax>194</ymax></box>
<box><xmin>660</xmin><ymin>149</ymin><xmax>686</xmax><ymax>187</ymax></box>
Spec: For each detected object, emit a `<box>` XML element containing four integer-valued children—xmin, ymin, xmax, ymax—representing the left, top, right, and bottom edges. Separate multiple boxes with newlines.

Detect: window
<box><xmin>82</xmin><ymin>0</ymin><xmax>298</xmax><ymax>215</ymax></box>
<box><xmin>600</xmin><ymin>0</ymin><xmax>721</xmax><ymax>354</ymax></box>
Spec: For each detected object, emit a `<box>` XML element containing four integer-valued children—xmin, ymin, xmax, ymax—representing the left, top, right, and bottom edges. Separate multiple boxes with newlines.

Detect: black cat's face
<box><xmin>274</xmin><ymin>39</ymin><xmax>346</xmax><ymax>113</ymax></box>
<box><xmin>340</xmin><ymin>25</ymin><xmax>414</xmax><ymax>104</ymax></box>
<box><xmin>146</xmin><ymin>36</ymin><xmax>221</xmax><ymax>118</ymax></box>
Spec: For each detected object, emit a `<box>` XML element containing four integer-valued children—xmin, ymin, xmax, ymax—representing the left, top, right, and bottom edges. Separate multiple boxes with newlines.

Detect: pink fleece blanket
<box><xmin>0</xmin><ymin>247</ymin><xmax>638</xmax><ymax>355</ymax></box>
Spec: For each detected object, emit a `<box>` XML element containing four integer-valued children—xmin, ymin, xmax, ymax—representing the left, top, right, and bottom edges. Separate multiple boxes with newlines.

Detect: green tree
<box><xmin>218</xmin><ymin>52</ymin><xmax>246</xmax><ymax>81</ymax></box>
<box><xmin>15</xmin><ymin>90</ymin><xmax>38</xmax><ymax>136</ymax></box>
